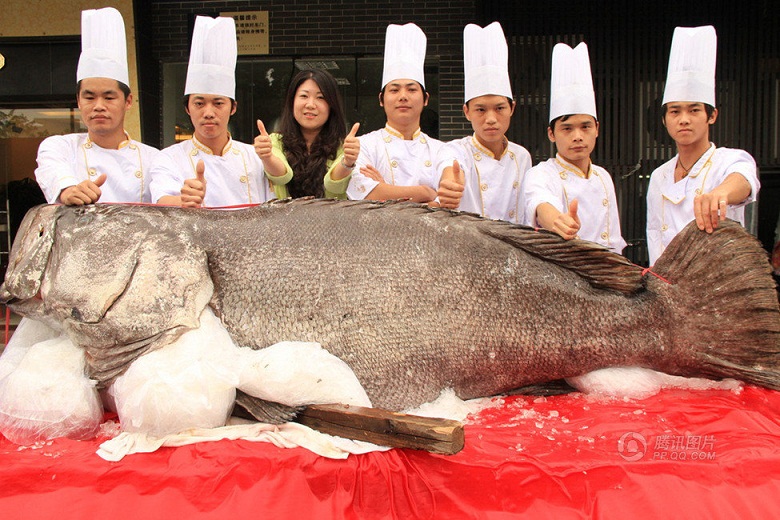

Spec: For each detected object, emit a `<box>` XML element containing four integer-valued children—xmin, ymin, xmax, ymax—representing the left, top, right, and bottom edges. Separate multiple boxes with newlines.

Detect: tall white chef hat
<box><xmin>76</xmin><ymin>7</ymin><xmax>129</xmax><ymax>87</ymax></box>
<box><xmin>661</xmin><ymin>25</ymin><xmax>717</xmax><ymax>107</ymax></box>
<box><xmin>549</xmin><ymin>42</ymin><xmax>597</xmax><ymax>122</ymax></box>
<box><xmin>382</xmin><ymin>23</ymin><xmax>427</xmax><ymax>89</ymax></box>
<box><xmin>184</xmin><ymin>16</ymin><xmax>237</xmax><ymax>99</ymax></box>
<box><xmin>463</xmin><ymin>22</ymin><xmax>513</xmax><ymax>103</ymax></box>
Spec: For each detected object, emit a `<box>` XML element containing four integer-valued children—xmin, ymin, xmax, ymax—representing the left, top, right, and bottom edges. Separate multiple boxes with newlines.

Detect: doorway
<box><xmin>0</xmin><ymin>107</ymin><xmax>84</xmax><ymax>277</ymax></box>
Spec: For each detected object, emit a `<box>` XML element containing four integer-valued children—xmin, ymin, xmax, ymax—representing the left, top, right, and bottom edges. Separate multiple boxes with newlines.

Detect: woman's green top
<box><xmin>265</xmin><ymin>133</ymin><xmax>351</xmax><ymax>199</ymax></box>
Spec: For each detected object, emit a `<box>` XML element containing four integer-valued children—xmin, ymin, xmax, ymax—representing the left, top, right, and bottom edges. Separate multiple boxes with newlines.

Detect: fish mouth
<box><xmin>0</xmin><ymin>283</ymin><xmax>42</xmax><ymax>306</ymax></box>
<box><xmin>0</xmin><ymin>284</ymin><xmax>13</xmax><ymax>305</ymax></box>
<box><xmin>0</xmin><ymin>293</ymin><xmax>46</xmax><ymax>321</ymax></box>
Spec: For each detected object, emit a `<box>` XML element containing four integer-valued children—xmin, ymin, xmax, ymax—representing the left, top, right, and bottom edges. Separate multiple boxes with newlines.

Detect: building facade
<box><xmin>0</xmin><ymin>0</ymin><xmax>778</xmax><ymax>267</ymax></box>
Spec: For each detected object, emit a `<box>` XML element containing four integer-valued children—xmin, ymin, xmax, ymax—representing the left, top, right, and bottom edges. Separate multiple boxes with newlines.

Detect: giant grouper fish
<box><xmin>1</xmin><ymin>198</ymin><xmax>779</xmax><ymax>418</ymax></box>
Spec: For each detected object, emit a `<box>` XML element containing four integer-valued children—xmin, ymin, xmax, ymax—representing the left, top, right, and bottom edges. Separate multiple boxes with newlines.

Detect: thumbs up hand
<box><xmin>553</xmin><ymin>199</ymin><xmax>581</xmax><ymax>240</ymax></box>
<box><xmin>253</xmin><ymin>119</ymin><xmax>273</xmax><ymax>160</ymax></box>
<box><xmin>342</xmin><ymin>123</ymin><xmax>360</xmax><ymax>168</ymax></box>
<box><xmin>181</xmin><ymin>160</ymin><xmax>206</xmax><ymax>208</ymax></box>
<box><xmin>437</xmin><ymin>160</ymin><xmax>466</xmax><ymax>209</ymax></box>
<box><xmin>59</xmin><ymin>173</ymin><xmax>107</xmax><ymax>206</ymax></box>
<box><xmin>453</xmin><ymin>160</ymin><xmax>465</xmax><ymax>185</ymax></box>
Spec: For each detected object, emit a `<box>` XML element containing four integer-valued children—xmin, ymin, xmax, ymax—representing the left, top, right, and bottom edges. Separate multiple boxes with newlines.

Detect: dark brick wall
<box><xmin>138</xmin><ymin>1</ymin><xmax>780</xmax><ymax>265</ymax></box>
<box><xmin>146</xmin><ymin>0</ymin><xmax>477</xmax><ymax>142</ymax></box>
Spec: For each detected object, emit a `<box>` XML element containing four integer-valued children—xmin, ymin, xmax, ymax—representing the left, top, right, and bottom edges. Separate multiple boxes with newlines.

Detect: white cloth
<box><xmin>77</xmin><ymin>7</ymin><xmax>129</xmax><ymax>86</ymax></box>
<box><xmin>149</xmin><ymin>137</ymin><xmax>272</xmax><ymax>207</ymax></box>
<box><xmin>549</xmin><ymin>42</ymin><xmax>597</xmax><ymax>122</ymax></box>
<box><xmin>646</xmin><ymin>144</ymin><xmax>758</xmax><ymax>264</ymax></box>
<box><xmin>96</xmin><ymin>387</ymin><xmax>491</xmax><ymax>462</ymax></box>
<box><xmin>0</xmin><ymin>318</ymin><xmax>60</xmax><ymax>383</ymax></box>
<box><xmin>382</xmin><ymin>23</ymin><xmax>427</xmax><ymax>89</ymax></box>
<box><xmin>35</xmin><ymin>133</ymin><xmax>159</xmax><ymax>204</ymax></box>
<box><xmin>96</xmin><ymin>301</ymin><xmax>380</xmax><ymax>461</ymax></box>
<box><xmin>108</xmin><ymin>306</ymin><xmax>241</xmax><ymax>438</ymax></box>
<box><xmin>98</xmin><ymin>311</ymin><xmax>380</xmax><ymax>462</ymax></box>
<box><xmin>96</xmin><ymin>420</ymin><xmax>388</xmax><ymax>462</ymax></box>
<box><xmin>185</xmin><ymin>16</ymin><xmax>237</xmax><ymax>99</ymax></box>
<box><xmin>662</xmin><ymin>26</ymin><xmax>717</xmax><ymax>106</ymax></box>
<box><xmin>0</xmin><ymin>319</ymin><xmax>102</xmax><ymax>445</ymax></box>
<box><xmin>436</xmin><ymin>135</ymin><xmax>532</xmax><ymax>224</ymax></box>
<box><xmin>347</xmin><ymin>126</ymin><xmax>444</xmax><ymax>200</ymax></box>
<box><xmin>463</xmin><ymin>22</ymin><xmax>512</xmax><ymax>102</ymax></box>
<box><xmin>237</xmin><ymin>342</ymin><xmax>371</xmax><ymax>408</ymax></box>
<box><xmin>523</xmin><ymin>156</ymin><xmax>626</xmax><ymax>253</ymax></box>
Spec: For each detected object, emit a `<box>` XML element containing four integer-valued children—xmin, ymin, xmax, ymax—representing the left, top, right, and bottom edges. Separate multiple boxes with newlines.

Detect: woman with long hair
<box><xmin>254</xmin><ymin>69</ymin><xmax>359</xmax><ymax>199</ymax></box>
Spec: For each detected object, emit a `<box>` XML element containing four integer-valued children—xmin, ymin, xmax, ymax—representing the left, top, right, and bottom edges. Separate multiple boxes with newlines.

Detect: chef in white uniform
<box><xmin>523</xmin><ymin>42</ymin><xmax>626</xmax><ymax>253</ymax></box>
<box><xmin>346</xmin><ymin>23</ymin><xmax>443</xmax><ymax>203</ymax></box>
<box><xmin>149</xmin><ymin>16</ymin><xmax>271</xmax><ymax>208</ymax></box>
<box><xmin>436</xmin><ymin>22</ymin><xmax>532</xmax><ymax>224</ymax></box>
<box><xmin>646</xmin><ymin>25</ymin><xmax>758</xmax><ymax>265</ymax></box>
<box><xmin>35</xmin><ymin>7</ymin><xmax>159</xmax><ymax>205</ymax></box>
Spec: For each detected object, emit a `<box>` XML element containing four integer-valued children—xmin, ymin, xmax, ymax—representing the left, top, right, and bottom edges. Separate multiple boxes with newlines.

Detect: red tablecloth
<box><xmin>2</xmin><ymin>387</ymin><xmax>779</xmax><ymax>519</ymax></box>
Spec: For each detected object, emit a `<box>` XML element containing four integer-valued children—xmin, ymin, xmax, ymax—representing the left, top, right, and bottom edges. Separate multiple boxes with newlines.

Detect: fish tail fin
<box><xmin>651</xmin><ymin>220</ymin><xmax>780</xmax><ymax>389</ymax></box>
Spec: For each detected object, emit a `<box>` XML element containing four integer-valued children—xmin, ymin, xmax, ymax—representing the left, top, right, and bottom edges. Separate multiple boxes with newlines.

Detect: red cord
<box><xmin>642</xmin><ymin>267</ymin><xmax>671</xmax><ymax>284</ymax></box>
<box><xmin>95</xmin><ymin>202</ymin><xmax>262</xmax><ymax>210</ymax></box>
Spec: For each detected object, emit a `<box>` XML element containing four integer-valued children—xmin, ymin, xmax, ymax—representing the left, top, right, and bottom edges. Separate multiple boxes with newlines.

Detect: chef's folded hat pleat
<box><xmin>184</xmin><ymin>16</ymin><xmax>237</xmax><ymax>99</ymax></box>
<box><xmin>382</xmin><ymin>23</ymin><xmax>427</xmax><ymax>89</ymax></box>
<box><xmin>76</xmin><ymin>7</ymin><xmax>129</xmax><ymax>87</ymax></box>
<box><xmin>463</xmin><ymin>22</ymin><xmax>512</xmax><ymax>103</ymax></box>
<box><xmin>549</xmin><ymin>42</ymin><xmax>597</xmax><ymax>122</ymax></box>
<box><xmin>662</xmin><ymin>25</ymin><xmax>717</xmax><ymax>107</ymax></box>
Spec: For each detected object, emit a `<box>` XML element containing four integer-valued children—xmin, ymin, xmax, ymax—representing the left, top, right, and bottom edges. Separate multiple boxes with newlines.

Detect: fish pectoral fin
<box><xmin>233</xmin><ymin>390</ymin><xmax>304</xmax><ymax>424</ymax></box>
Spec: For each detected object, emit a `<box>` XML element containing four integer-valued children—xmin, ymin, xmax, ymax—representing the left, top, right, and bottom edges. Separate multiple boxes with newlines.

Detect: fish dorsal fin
<box><xmin>478</xmin><ymin>219</ymin><xmax>644</xmax><ymax>295</ymax></box>
<box><xmin>263</xmin><ymin>199</ymin><xmax>645</xmax><ymax>295</ymax></box>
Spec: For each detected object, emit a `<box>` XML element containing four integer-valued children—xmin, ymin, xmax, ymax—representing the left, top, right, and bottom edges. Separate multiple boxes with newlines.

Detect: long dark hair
<box><xmin>279</xmin><ymin>69</ymin><xmax>347</xmax><ymax>198</ymax></box>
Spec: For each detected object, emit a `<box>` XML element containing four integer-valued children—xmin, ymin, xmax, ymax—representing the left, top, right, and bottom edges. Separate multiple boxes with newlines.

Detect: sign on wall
<box><xmin>220</xmin><ymin>11</ymin><xmax>269</xmax><ymax>55</ymax></box>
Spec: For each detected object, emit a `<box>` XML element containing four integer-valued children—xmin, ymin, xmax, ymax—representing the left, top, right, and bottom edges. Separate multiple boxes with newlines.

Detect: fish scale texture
<box><xmin>201</xmin><ymin>201</ymin><xmax>659</xmax><ymax>409</ymax></box>
<box><xmin>3</xmin><ymin>200</ymin><xmax>779</xmax><ymax>411</ymax></box>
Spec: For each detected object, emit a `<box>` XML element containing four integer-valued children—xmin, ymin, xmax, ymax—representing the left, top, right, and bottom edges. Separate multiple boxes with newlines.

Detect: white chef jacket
<box><xmin>646</xmin><ymin>144</ymin><xmax>758</xmax><ymax>265</ymax></box>
<box><xmin>149</xmin><ymin>136</ymin><xmax>272</xmax><ymax>207</ymax></box>
<box><xmin>35</xmin><ymin>133</ymin><xmax>160</xmax><ymax>204</ymax></box>
<box><xmin>347</xmin><ymin>125</ymin><xmax>444</xmax><ymax>200</ymax></box>
<box><xmin>435</xmin><ymin>135</ymin><xmax>532</xmax><ymax>224</ymax></box>
<box><xmin>524</xmin><ymin>155</ymin><xmax>627</xmax><ymax>253</ymax></box>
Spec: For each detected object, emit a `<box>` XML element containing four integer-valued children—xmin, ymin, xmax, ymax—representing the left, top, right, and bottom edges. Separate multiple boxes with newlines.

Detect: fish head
<box><xmin>0</xmin><ymin>204</ymin><xmax>59</xmax><ymax>315</ymax></box>
<box><xmin>39</xmin><ymin>204</ymin><xmax>153</xmax><ymax>325</ymax></box>
<box><xmin>6</xmin><ymin>204</ymin><xmax>214</xmax><ymax>382</ymax></box>
<box><xmin>40</xmin><ymin>205</ymin><xmax>213</xmax><ymax>343</ymax></box>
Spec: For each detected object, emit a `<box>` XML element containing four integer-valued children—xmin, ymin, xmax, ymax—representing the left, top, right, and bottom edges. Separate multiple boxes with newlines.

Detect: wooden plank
<box><xmin>297</xmin><ymin>403</ymin><xmax>465</xmax><ymax>455</ymax></box>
